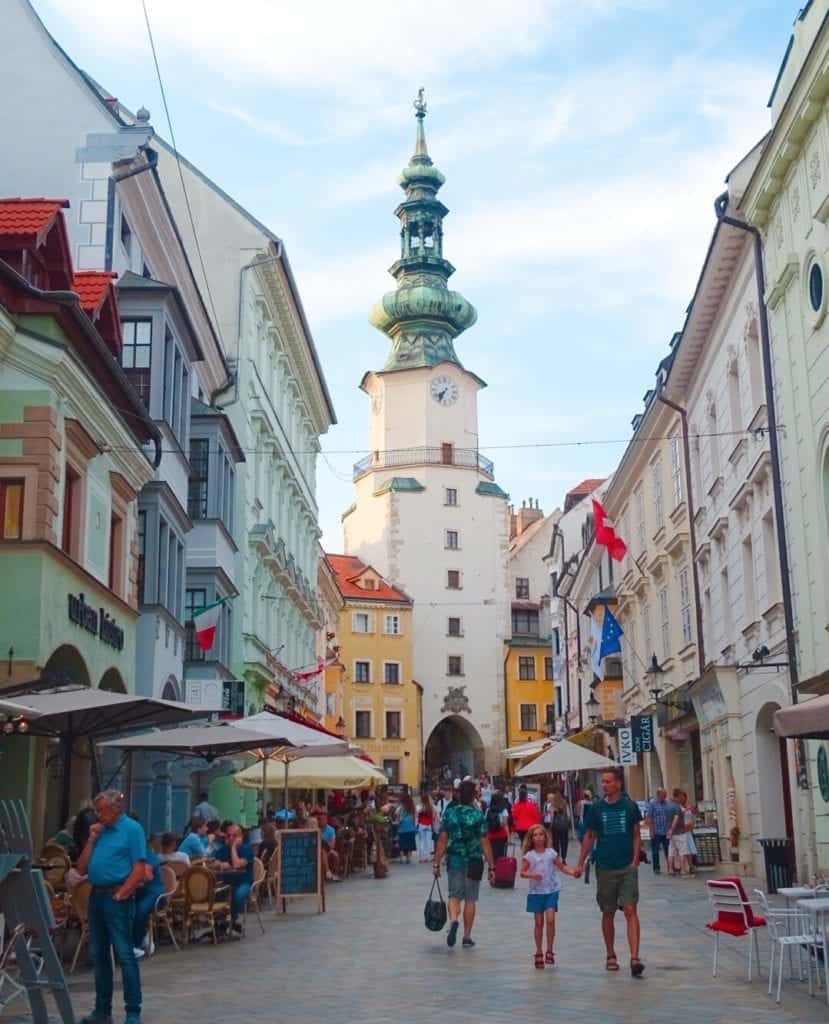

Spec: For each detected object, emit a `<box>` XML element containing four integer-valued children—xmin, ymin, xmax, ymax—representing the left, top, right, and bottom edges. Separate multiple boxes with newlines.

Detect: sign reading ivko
<box><xmin>618</xmin><ymin>727</ymin><xmax>637</xmax><ymax>766</ymax></box>
<box><xmin>67</xmin><ymin>593</ymin><xmax>124</xmax><ymax>651</ymax></box>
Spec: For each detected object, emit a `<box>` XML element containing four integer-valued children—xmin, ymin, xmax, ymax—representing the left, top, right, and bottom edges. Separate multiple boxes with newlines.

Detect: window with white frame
<box><xmin>728</xmin><ymin>362</ymin><xmax>742</xmax><ymax>434</ymax></box>
<box><xmin>447</xmin><ymin>655</ymin><xmax>463</xmax><ymax>676</ymax></box>
<box><xmin>520</xmin><ymin>704</ymin><xmax>538</xmax><ymax>731</ymax></box>
<box><xmin>354</xmin><ymin>660</ymin><xmax>371</xmax><ymax>683</ymax></box>
<box><xmin>445</xmin><ymin>529</ymin><xmax>460</xmax><ymax>550</ymax></box>
<box><xmin>384</xmin><ymin>662</ymin><xmax>400</xmax><ymax>684</ymax></box>
<box><xmin>659</xmin><ymin>587</ymin><xmax>670</xmax><ymax>661</ymax></box>
<box><xmin>642</xmin><ymin>602</ymin><xmax>652</xmax><ymax>662</ymax></box>
<box><xmin>445</xmin><ymin>487</ymin><xmax>458</xmax><ymax>507</ymax></box>
<box><xmin>627</xmin><ymin>620</ymin><xmax>637</xmax><ymax>687</ymax></box>
<box><xmin>383</xmin><ymin>613</ymin><xmax>401</xmax><ymax>635</ymax></box>
<box><xmin>670</xmin><ymin>433</ymin><xmax>682</xmax><ymax>507</ymax></box>
<box><xmin>635</xmin><ymin>485</ymin><xmax>646</xmax><ymax>555</ymax></box>
<box><xmin>447</xmin><ymin>616</ymin><xmax>462</xmax><ymax>636</ymax></box>
<box><xmin>679</xmin><ymin>567</ymin><xmax>692</xmax><ymax>645</ymax></box>
<box><xmin>742</xmin><ymin>535</ymin><xmax>757</xmax><ymax>623</ymax></box>
<box><xmin>355</xmin><ymin>710</ymin><xmax>371</xmax><ymax>738</ymax></box>
<box><xmin>385</xmin><ymin>710</ymin><xmax>402</xmax><ymax>738</ymax></box>
<box><xmin>652</xmin><ymin>459</ymin><xmax>664</xmax><ymax>529</ymax></box>
<box><xmin>515</xmin><ymin>577</ymin><xmax>530</xmax><ymax>600</ymax></box>
<box><xmin>352</xmin><ymin>611</ymin><xmax>372</xmax><ymax>634</ymax></box>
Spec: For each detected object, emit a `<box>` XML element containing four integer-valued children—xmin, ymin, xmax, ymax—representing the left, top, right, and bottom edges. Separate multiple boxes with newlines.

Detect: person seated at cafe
<box><xmin>132</xmin><ymin>841</ymin><xmax>163</xmax><ymax>959</ymax></box>
<box><xmin>50</xmin><ymin>817</ymin><xmax>77</xmax><ymax>858</ymax></box>
<box><xmin>259</xmin><ymin>822</ymin><xmax>279</xmax><ymax>866</ymax></box>
<box><xmin>178</xmin><ymin>817</ymin><xmax>208</xmax><ymax>860</ymax></box>
<box><xmin>316</xmin><ymin>812</ymin><xmax>341</xmax><ymax>882</ymax></box>
<box><xmin>159</xmin><ymin>832</ymin><xmax>190</xmax><ymax>866</ymax></box>
<box><xmin>211</xmin><ymin>822</ymin><xmax>253</xmax><ymax>931</ymax></box>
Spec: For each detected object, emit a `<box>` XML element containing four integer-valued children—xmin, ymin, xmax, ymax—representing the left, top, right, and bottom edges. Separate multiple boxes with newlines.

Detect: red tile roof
<box><xmin>566</xmin><ymin>477</ymin><xmax>605</xmax><ymax>498</ymax></box>
<box><xmin>325</xmin><ymin>553</ymin><xmax>410</xmax><ymax>603</ymax></box>
<box><xmin>0</xmin><ymin>199</ymin><xmax>70</xmax><ymax>244</ymax></box>
<box><xmin>72</xmin><ymin>271</ymin><xmax>118</xmax><ymax>316</ymax></box>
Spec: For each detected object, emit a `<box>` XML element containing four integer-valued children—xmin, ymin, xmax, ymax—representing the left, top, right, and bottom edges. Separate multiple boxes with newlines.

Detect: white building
<box><xmin>343</xmin><ymin>97</ymin><xmax>510</xmax><ymax>775</ymax></box>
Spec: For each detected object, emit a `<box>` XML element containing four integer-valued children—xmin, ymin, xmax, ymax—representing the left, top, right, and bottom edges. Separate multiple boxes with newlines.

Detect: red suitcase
<box><xmin>492</xmin><ymin>855</ymin><xmax>517</xmax><ymax>888</ymax></box>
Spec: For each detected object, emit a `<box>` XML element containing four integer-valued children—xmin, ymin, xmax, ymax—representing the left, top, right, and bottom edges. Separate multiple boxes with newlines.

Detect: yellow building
<box><xmin>504</xmin><ymin>637</ymin><xmax>556</xmax><ymax>753</ymax></box>
<box><xmin>326</xmin><ymin>554</ymin><xmax>421</xmax><ymax>790</ymax></box>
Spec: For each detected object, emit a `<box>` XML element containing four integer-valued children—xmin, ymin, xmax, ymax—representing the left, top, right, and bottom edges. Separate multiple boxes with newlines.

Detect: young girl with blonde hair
<box><xmin>520</xmin><ymin>823</ymin><xmax>579</xmax><ymax>969</ymax></box>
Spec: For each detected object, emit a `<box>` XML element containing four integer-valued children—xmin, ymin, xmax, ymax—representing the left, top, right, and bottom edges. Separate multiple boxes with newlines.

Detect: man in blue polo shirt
<box><xmin>76</xmin><ymin>790</ymin><xmax>147</xmax><ymax>1024</ymax></box>
<box><xmin>211</xmin><ymin>822</ymin><xmax>253</xmax><ymax>931</ymax></box>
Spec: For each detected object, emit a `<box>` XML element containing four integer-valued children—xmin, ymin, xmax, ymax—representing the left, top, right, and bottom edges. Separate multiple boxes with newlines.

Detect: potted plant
<box><xmin>367</xmin><ymin>811</ymin><xmax>389</xmax><ymax>878</ymax></box>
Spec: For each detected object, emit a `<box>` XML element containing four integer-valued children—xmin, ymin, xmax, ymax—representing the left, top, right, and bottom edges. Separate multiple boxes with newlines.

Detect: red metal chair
<box><xmin>706</xmin><ymin>877</ymin><xmax>767</xmax><ymax>981</ymax></box>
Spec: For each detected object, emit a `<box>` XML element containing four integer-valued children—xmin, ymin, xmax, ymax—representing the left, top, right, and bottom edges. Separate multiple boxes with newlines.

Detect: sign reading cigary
<box><xmin>630</xmin><ymin>714</ymin><xmax>654</xmax><ymax>754</ymax></box>
<box><xmin>276</xmin><ymin>828</ymin><xmax>324</xmax><ymax>914</ymax></box>
<box><xmin>68</xmin><ymin>593</ymin><xmax>124</xmax><ymax>651</ymax></box>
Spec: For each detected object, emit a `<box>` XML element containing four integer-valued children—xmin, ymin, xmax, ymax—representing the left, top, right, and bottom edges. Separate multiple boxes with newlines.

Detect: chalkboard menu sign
<box><xmin>276</xmin><ymin>829</ymin><xmax>324</xmax><ymax>913</ymax></box>
<box><xmin>693</xmin><ymin>827</ymin><xmax>721</xmax><ymax>867</ymax></box>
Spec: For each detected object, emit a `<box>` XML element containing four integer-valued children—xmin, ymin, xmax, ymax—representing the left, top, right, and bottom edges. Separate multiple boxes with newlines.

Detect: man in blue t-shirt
<box><xmin>576</xmin><ymin>768</ymin><xmax>644</xmax><ymax>978</ymax></box>
<box><xmin>178</xmin><ymin>817</ymin><xmax>209</xmax><ymax>860</ymax></box>
<box><xmin>76</xmin><ymin>790</ymin><xmax>147</xmax><ymax>1024</ymax></box>
<box><xmin>212</xmin><ymin>823</ymin><xmax>254</xmax><ymax>930</ymax></box>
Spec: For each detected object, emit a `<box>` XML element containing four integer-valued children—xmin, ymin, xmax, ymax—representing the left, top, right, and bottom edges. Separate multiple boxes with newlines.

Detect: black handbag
<box><xmin>466</xmin><ymin>857</ymin><xmax>484</xmax><ymax>881</ymax></box>
<box><xmin>424</xmin><ymin>877</ymin><xmax>447</xmax><ymax>932</ymax></box>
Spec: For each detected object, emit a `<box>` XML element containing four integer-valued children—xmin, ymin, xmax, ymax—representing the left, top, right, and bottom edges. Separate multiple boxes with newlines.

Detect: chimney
<box><xmin>516</xmin><ymin>497</ymin><xmax>544</xmax><ymax>536</ymax></box>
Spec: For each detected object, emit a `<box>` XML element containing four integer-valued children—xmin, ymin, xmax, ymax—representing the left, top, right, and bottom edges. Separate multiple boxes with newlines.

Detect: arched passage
<box><xmin>99</xmin><ymin>668</ymin><xmax>127</xmax><ymax>693</ymax></box>
<box><xmin>161</xmin><ymin>677</ymin><xmax>180</xmax><ymax>701</ymax></box>
<box><xmin>425</xmin><ymin>715</ymin><xmax>484</xmax><ymax>780</ymax></box>
<box><xmin>43</xmin><ymin>644</ymin><xmax>90</xmax><ymax>688</ymax></box>
<box><xmin>756</xmin><ymin>701</ymin><xmax>793</xmax><ymax>840</ymax></box>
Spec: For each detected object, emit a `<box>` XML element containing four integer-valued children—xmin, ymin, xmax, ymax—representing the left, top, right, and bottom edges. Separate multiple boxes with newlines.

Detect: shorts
<box><xmin>526</xmin><ymin>891</ymin><xmax>560</xmax><ymax>914</ymax></box>
<box><xmin>595</xmin><ymin>867</ymin><xmax>639</xmax><ymax>913</ymax></box>
<box><xmin>447</xmin><ymin>867</ymin><xmax>481</xmax><ymax>902</ymax></box>
<box><xmin>670</xmin><ymin>832</ymin><xmax>689</xmax><ymax>858</ymax></box>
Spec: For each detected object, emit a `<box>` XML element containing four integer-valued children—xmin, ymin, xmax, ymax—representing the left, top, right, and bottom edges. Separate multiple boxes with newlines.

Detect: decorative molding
<box><xmin>766</xmin><ymin>256</ymin><xmax>799</xmax><ymax>310</ymax></box>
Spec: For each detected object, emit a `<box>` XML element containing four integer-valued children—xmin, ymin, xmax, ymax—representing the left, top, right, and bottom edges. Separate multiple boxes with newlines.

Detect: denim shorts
<box><xmin>526</xmin><ymin>891</ymin><xmax>560</xmax><ymax>914</ymax></box>
<box><xmin>447</xmin><ymin>867</ymin><xmax>480</xmax><ymax>902</ymax></box>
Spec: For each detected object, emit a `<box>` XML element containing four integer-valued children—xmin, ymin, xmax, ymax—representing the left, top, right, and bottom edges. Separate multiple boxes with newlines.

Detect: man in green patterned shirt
<box><xmin>433</xmin><ymin>779</ymin><xmax>495</xmax><ymax>948</ymax></box>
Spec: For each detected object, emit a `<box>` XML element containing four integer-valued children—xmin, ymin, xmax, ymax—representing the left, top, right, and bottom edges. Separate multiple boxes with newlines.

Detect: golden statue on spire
<box><xmin>414</xmin><ymin>87</ymin><xmax>427</xmax><ymax>117</ymax></box>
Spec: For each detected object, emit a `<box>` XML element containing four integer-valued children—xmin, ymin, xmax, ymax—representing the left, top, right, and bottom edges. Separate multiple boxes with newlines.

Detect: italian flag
<box><xmin>192</xmin><ymin>597</ymin><xmax>231</xmax><ymax>652</ymax></box>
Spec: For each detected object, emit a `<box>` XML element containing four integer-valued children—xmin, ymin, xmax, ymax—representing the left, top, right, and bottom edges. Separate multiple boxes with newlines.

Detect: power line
<box><xmin>139</xmin><ymin>0</ymin><xmax>224</xmax><ymax>348</ymax></box>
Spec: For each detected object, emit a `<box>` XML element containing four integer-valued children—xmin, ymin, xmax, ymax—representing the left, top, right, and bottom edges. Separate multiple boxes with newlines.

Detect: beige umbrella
<box><xmin>515</xmin><ymin>738</ymin><xmax>617</xmax><ymax>777</ymax></box>
<box><xmin>234</xmin><ymin>754</ymin><xmax>387</xmax><ymax>792</ymax></box>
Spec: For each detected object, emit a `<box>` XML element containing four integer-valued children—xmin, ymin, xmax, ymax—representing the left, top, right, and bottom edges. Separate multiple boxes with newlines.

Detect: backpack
<box><xmin>486</xmin><ymin>808</ymin><xmax>503</xmax><ymax>834</ymax></box>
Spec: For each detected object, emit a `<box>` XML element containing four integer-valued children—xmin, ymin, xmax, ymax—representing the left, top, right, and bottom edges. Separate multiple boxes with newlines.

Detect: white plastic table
<box><xmin>777</xmin><ymin>887</ymin><xmax>814</xmax><ymax>977</ymax></box>
<box><xmin>797</xmin><ymin>896</ymin><xmax>829</xmax><ymax>1002</ymax></box>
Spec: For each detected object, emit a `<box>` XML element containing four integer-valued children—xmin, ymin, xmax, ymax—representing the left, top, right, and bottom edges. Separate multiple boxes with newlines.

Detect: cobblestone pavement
<box><xmin>6</xmin><ymin>863</ymin><xmax>829</xmax><ymax>1024</ymax></box>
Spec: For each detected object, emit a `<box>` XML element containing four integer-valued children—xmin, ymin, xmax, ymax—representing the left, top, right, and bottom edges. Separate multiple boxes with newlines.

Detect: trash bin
<box><xmin>759</xmin><ymin>838</ymin><xmax>795</xmax><ymax>893</ymax></box>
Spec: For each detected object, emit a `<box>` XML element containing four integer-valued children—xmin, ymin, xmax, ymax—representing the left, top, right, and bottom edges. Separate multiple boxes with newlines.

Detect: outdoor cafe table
<box><xmin>797</xmin><ymin>897</ymin><xmax>829</xmax><ymax>1002</ymax></box>
<box><xmin>778</xmin><ymin>886</ymin><xmax>815</xmax><ymax>978</ymax></box>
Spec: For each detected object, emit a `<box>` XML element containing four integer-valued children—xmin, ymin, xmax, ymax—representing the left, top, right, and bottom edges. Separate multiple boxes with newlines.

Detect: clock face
<box><xmin>431</xmin><ymin>375</ymin><xmax>459</xmax><ymax>407</ymax></box>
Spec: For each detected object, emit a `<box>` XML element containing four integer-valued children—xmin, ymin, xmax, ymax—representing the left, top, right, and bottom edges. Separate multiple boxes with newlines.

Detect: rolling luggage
<box><xmin>492</xmin><ymin>852</ymin><xmax>517</xmax><ymax>889</ymax></box>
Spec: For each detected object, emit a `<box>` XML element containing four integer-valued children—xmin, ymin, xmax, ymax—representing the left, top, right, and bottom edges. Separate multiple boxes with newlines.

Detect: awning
<box><xmin>774</xmin><ymin>696</ymin><xmax>829</xmax><ymax>740</ymax></box>
<box><xmin>502</xmin><ymin>738</ymin><xmax>551</xmax><ymax>760</ymax></box>
<box><xmin>229</xmin><ymin>711</ymin><xmax>351</xmax><ymax>748</ymax></box>
<box><xmin>515</xmin><ymin>739</ymin><xmax>617</xmax><ymax>777</ymax></box>
<box><xmin>97</xmin><ymin>722</ymin><xmax>298</xmax><ymax>760</ymax></box>
<box><xmin>233</xmin><ymin>754</ymin><xmax>387</xmax><ymax>791</ymax></box>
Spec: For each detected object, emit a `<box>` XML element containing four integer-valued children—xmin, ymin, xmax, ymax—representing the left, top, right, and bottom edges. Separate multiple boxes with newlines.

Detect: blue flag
<box><xmin>599</xmin><ymin>608</ymin><xmax>624</xmax><ymax>659</ymax></box>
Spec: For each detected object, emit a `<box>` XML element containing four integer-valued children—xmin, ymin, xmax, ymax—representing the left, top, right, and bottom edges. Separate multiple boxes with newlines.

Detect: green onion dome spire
<box><xmin>368</xmin><ymin>89</ymin><xmax>477</xmax><ymax>372</ymax></box>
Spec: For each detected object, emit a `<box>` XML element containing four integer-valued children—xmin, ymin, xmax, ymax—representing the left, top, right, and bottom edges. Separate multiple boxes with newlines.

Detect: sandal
<box><xmin>606</xmin><ymin>954</ymin><xmax>620</xmax><ymax>972</ymax></box>
<box><xmin>545</xmin><ymin>950</ymin><xmax>555</xmax><ymax>964</ymax></box>
<box><xmin>630</xmin><ymin>958</ymin><xmax>645</xmax><ymax>977</ymax></box>
<box><xmin>534</xmin><ymin>952</ymin><xmax>544</xmax><ymax>969</ymax></box>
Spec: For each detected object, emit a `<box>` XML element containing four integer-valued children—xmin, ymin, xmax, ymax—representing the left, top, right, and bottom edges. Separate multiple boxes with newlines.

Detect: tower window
<box><xmin>445</xmin><ymin>488</ymin><xmax>458</xmax><ymax>507</ymax></box>
<box><xmin>447</xmin><ymin>570</ymin><xmax>461</xmax><ymax>590</ymax></box>
<box><xmin>445</xmin><ymin>529</ymin><xmax>459</xmax><ymax>550</ymax></box>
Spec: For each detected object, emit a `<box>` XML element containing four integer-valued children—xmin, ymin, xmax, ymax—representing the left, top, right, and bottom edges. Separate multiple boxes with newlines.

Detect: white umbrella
<box><xmin>515</xmin><ymin>739</ymin><xmax>618</xmax><ymax>777</ymax></box>
<box><xmin>233</xmin><ymin>754</ymin><xmax>387</xmax><ymax>792</ymax></box>
<box><xmin>503</xmin><ymin>738</ymin><xmax>551</xmax><ymax>760</ymax></box>
<box><xmin>229</xmin><ymin>711</ymin><xmax>345</xmax><ymax>747</ymax></box>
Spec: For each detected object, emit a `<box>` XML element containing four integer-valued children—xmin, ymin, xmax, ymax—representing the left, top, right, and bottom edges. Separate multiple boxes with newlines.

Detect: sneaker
<box><xmin>446</xmin><ymin>921</ymin><xmax>459</xmax><ymax>948</ymax></box>
<box><xmin>124</xmin><ymin>1015</ymin><xmax>142</xmax><ymax>1024</ymax></box>
<box><xmin>231</xmin><ymin>921</ymin><xmax>243</xmax><ymax>934</ymax></box>
<box><xmin>132</xmin><ymin>948</ymin><xmax>145</xmax><ymax>960</ymax></box>
<box><xmin>79</xmin><ymin>1015</ymin><xmax>112</xmax><ymax>1024</ymax></box>
<box><xmin>462</xmin><ymin>937</ymin><xmax>475</xmax><ymax>948</ymax></box>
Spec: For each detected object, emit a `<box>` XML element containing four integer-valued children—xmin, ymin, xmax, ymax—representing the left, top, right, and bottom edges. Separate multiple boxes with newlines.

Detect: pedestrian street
<box><xmin>5</xmin><ymin>862</ymin><xmax>828</xmax><ymax>1024</ymax></box>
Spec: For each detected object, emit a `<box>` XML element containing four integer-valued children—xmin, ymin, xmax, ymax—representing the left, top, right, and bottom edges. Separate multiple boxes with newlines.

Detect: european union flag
<box><xmin>599</xmin><ymin>608</ymin><xmax>624</xmax><ymax>659</ymax></box>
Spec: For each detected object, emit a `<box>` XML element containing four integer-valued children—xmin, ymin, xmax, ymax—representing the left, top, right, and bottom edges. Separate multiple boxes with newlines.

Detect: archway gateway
<box><xmin>425</xmin><ymin>715</ymin><xmax>484</xmax><ymax>781</ymax></box>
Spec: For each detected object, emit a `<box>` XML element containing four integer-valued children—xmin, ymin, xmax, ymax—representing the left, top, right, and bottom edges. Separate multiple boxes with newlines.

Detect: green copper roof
<box><xmin>476</xmin><ymin>481</ymin><xmax>510</xmax><ymax>499</ymax></box>
<box><xmin>369</xmin><ymin>90</ymin><xmax>477</xmax><ymax>373</ymax></box>
<box><xmin>373</xmin><ymin>476</ymin><xmax>426</xmax><ymax>496</ymax></box>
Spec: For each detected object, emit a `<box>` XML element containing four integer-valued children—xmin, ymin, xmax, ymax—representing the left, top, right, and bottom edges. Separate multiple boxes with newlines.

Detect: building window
<box><xmin>708</xmin><ymin>405</ymin><xmax>721</xmax><ymax>481</ymax></box>
<box><xmin>728</xmin><ymin>362</ymin><xmax>742</xmax><ymax>434</ymax></box>
<box><xmin>121</xmin><ymin>319</ymin><xmax>152</xmax><ymax>407</ymax></box>
<box><xmin>635</xmin><ymin>485</ymin><xmax>645</xmax><ymax>555</ymax></box>
<box><xmin>383</xmin><ymin>758</ymin><xmax>400</xmax><ymax>783</ymax></box>
<box><xmin>120</xmin><ymin>212</ymin><xmax>132</xmax><ymax>256</ymax></box>
<box><xmin>185</xmin><ymin>588</ymin><xmax>207</xmax><ymax>662</ymax></box>
<box><xmin>354</xmin><ymin>660</ymin><xmax>371</xmax><ymax>683</ymax></box>
<box><xmin>763</xmin><ymin>510</ymin><xmax>780</xmax><ymax>604</ymax></box>
<box><xmin>448</xmin><ymin>616</ymin><xmax>462</xmax><ymax>637</ymax></box>
<box><xmin>720</xmin><ymin>566</ymin><xmax>732</xmax><ymax>641</ymax></box>
<box><xmin>544</xmin><ymin>656</ymin><xmax>554</xmax><ymax>681</ymax></box>
<box><xmin>0</xmin><ymin>479</ymin><xmax>23</xmax><ymax>539</ymax></box>
<box><xmin>679</xmin><ymin>567</ymin><xmax>693</xmax><ymax>645</ymax></box>
<box><xmin>520</xmin><ymin>704</ymin><xmax>538</xmax><ymax>731</ymax></box>
<box><xmin>136</xmin><ymin>509</ymin><xmax>146</xmax><ymax>603</ymax></box>
<box><xmin>545</xmin><ymin>704</ymin><xmax>555</xmax><ymax>726</ymax></box>
<box><xmin>652</xmin><ymin>460</ymin><xmax>664</xmax><ymax>530</ymax></box>
<box><xmin>643</xmin><ymin>602</ymin><xmax>652</xmax><ymax>661</ymax></box>
<box><xmin>385</xmin><ymin>711</ymin><xmax>402</xmax><ymax>738</ymax></box>
<box><xmin>445</xmin><ymin>529</ymin><xmax>459</xmax><ymax>550</ymax></box>
<box><xmin>352</xmin><ymin>612</ymin><xmax>371</xmax><ymax>634</ymax></box>
<box><xmin>519</xmin><ymin>656</ymin><xmax>536</xmax><ymax>680</ymax></box>
<box><xmin>512</xmin><ymin>608</ymin><xmax>539</xmax><ymax>636</ymax></box>
<box><xmin>108</xmin><ymin>513</ymin><xmax>124</xmax><ymax>594</ymax></box>
<box><xmin>384</xmin><ymin>662</ymin><xmax>400</xmax><ymax>684</ymax></box>
<box><xmin>441</xmin><ymin>442</ymin><xmax>453</xmax><ymax>464</ymax></box>
<box><xmin>62</xmin><ymin>465</ymin><xmax>81</xmax><ymax>558</ymax></box>
<box><xmin>742</xmin><ymin>535</ymin><xmax>757</xmax><ymax>623</ymax></box>
<box><xmin>445</xmin><ymin>487</ymin><xmax>458</xmax><ymax>507</ymax></box>
<box><xmin>383</xmin><ymin>614</ymin><xmax>401</xmax><ymax>635</ymax></box>
<box><xmin>156</xmin><ymin>517</ymin><xmax>184</xmax><ymax>619</ymax></box>
<box><xmin>188</xmin><ymin>438</ymin><xmax>210</xmax><ymax>519</ymax></box>
<box><xmin>659</xmin><ymin>587</ymin><xmax>670</xmax><ymax>661</ymax></box>
<box><xmin>555</xmin><ymin>689</ymin><xmax>563</xmax><ymax>718</ymax></box>
<box><xmin>355</xmin><ymin>710</ymin><xmax>371</xmax><ymax>738</ymax></box>
<box><xmin>447</xmin><ymin>570</ymin><xmax>461</xmax><ymax>589</ymax></box>
<box><xmin>515</xmin><ymin>577</ymin><xmax>530</xmax><ymax>600</ymax></box>
<box><xmin>809</xmin><ymin>257</ymin><xmax>824</xmax><ymax>313</ymax></box>
<box><xmin>670</xmin><ymin>433</ymin><xmax>683</xmax><ymax>507</ymax></box>
<box><xmin>447</xmin><ymin>655</ymin><xmax>463</xmax><ymax>676</ymax></box>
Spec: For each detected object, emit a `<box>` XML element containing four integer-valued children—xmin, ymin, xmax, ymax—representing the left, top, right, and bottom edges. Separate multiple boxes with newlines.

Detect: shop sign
<box><xmin>618</xmin><ymin>727</ymin><xmax>637</xmax><ymax>766</ymax></box>
<box><xmin>221</xmin><ymin>679</ymin><xmax>245</xmax><ymax>719</ymax></box>
<box><xmin>67</xmin><ymin>592</ymin><xmax>124</xmax><ymax>651</ymax></box>
<box><xmin>630</xmin><ymin>714</ymin><xmax>653</xmax><ymax>753</ymax></box>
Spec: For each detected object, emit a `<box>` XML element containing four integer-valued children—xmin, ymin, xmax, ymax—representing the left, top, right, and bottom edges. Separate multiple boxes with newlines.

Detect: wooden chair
<box><xmin>265</xmin><ymin>847</ymin><xmax>279</xmax><ymax>908</ymax></box>
<box><xmin>351</xmin><ymin>830</ymin><xmax>369</xmax><ymax>873</ymax></box>
<box><xmin>39</xmin><ymin>851</ymin><xmax>70</xmax><ymax>894</ymax></box>
<box><xmin>165</xmin><ymin>859</ymin><xmax>189</xmax><ymax>879</ymax></box>
<box><xmin>149</xmin><ymin>866</ymin><xmax>180</xmax><ymax>953</ymax></box>
<box><xmin>68</xmin><ymin>882</ymin><xmax>91</xmax><ymax>974</ymax></box>
<box><xmin>181</xmin><ymin>866</ymin><xmax>231</xmax><ymax>945</ymax></box>
<box><xmin>243</xmin><ymin>858</ymin><xmax>266</xmax><ymax>936</ymax></box>
<box><xmin>335</xmin><ymin>830</ymin><xmax>354</xmax><ymax>878</ymax></box>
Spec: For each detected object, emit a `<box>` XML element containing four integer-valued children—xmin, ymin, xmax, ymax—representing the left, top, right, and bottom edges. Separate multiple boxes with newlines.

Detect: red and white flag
<box><xmin>592</xmin><ymin>499</ymin><xmax>627</xmax><ymax>562</ymax></box>
<box><xmin>191</xmin><ymin>596</ymin><xmax>232</xmax><ymax>652</ymax></box>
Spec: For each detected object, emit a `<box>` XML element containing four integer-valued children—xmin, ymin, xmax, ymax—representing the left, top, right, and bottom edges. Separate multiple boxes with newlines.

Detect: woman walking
<box><xmin>486</xmin><ymin>793</ymin><xmax>511</xmax><ymax>860</ymax></box>
<box><xmin>520</xmin><ymin>824</ymin><xmax>579</xmax><ymax>968</ymax></box>
<box><xmin>549</xmin><ymin>787</ymin><xmax>572</xmax><ymax>863</ymax></box>
<box><xmin>416</xmin><ymin>793</ymin><xmax>437</xmax><ymax>862</ymax></box>
<box><xmin>397</xmin><ymin>794</ymin><xmax>418</xmax><ymax>864</ymax></box>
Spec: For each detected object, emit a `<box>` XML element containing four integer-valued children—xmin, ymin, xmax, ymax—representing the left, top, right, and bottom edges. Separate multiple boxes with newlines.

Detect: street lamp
<box><xmin>586</xmin><ymin>691</ymin><xmax>600</xmax><ymax>725</ymax></box>
<box><xmin>646</xmin><ymin>653</ymin><xmax>693</xmax><ymax>714</ymax></box>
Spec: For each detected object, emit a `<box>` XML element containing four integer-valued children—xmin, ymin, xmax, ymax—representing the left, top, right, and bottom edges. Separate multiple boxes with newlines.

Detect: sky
<box><xmin>38</xmin><ymin>0</ymin><xmax>798</xmax><ymax>547</ymax></box>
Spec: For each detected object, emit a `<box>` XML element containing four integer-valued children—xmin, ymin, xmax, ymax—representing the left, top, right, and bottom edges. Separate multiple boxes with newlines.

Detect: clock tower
<box><xmin>344</xmin><ymin>92</ymin><xmax>510</xmax><ymax>777</ymax></box>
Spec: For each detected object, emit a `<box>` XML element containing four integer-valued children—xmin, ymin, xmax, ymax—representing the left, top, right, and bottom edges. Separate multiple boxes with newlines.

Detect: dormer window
<box><xmin>362</xmin><ymin>577</ymin><xmax>376</xmax><ymax>590</ymax></box>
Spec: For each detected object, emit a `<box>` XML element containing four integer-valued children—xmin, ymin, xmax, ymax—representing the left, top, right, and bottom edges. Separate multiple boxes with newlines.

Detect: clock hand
<box><xmin>437</xmin><ymin>389</ymin><xmax>447</xmax><ymax>401</ymax></box>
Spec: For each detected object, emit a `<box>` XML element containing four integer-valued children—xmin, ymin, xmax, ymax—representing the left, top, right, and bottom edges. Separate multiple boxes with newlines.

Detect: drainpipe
<box><xmin>654</xmin><ymin>389</ymin><xmax>706</xmax><ymax>678</ymax></box>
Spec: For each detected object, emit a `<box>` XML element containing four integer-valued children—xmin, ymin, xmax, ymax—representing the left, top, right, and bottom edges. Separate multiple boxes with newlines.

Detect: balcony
<box><xmin>353</xmin><ymin>446</ymin><xmax>494</xmax><ymax>481</ymax></box>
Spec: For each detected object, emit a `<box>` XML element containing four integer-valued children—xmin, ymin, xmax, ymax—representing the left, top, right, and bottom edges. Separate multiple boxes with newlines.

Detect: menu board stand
<box><xmin>276</xmin><ymin>829</ymin><xmax>325</xmax><ymax>914</ymax></box>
